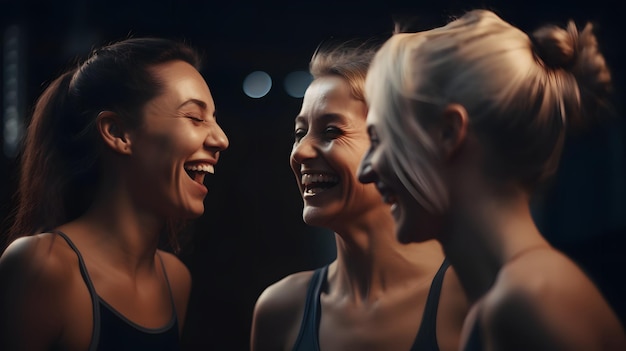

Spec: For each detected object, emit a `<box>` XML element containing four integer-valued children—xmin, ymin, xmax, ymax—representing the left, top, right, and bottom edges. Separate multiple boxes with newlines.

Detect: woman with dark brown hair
<box><xmin>0</xmin><ymin>37</ymin><xmax>229</xmax><ymax>350</ymax></box>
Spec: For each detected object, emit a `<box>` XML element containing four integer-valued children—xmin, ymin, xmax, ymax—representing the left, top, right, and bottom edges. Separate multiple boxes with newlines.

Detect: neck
<box><xmin>329</xmin><ymin>206</ymin><xmax>444</xmax><ymax>303</ymax></box>
<box><xmin>439</xmin><ymin>184</ymin><xmax>549</xmax><ymax>302</ymax></box>
<box><xmin>60</xmin><ymin>183</ymin><xmax>166</xmax><ymax>273</ymax></box>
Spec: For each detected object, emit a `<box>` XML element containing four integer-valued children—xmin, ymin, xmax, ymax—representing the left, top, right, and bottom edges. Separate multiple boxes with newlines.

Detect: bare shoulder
<box><xmin>0</xmin><ymin>233</ymin><xmax>75</xmax><ymax>287</ymax></box>
<box><xmin>255</xmin><ymin>269</ymin><xmax>315</xmax><ymax>314</ymax></box>
<box><xmin>251</xmin><ymin>269</ymin><xmax>317</xmax><ymax>351</ymax></box>
<box><xmin>156</xmin><ymin>250</ymin><xmax>191</xmax><ymax>328</ymax></box>
<box><xmin>0</xmin><ymin>233</ymin><xmax>77</xmax><ymax>348</ymax></box>
<box><xmin>157</xmin><ymin>250</ymin><xmax>191</xmax><ymax>291</ymax></box>
<box><xmin>482</xmin><ymin>249</ymin><xmax>626</xmax><ymax>350</ymax></box>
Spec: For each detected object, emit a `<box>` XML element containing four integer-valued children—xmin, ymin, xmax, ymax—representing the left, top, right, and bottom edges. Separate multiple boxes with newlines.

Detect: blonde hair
<box><xmin>366</xmin><ymin>10</ymin><xmax>611</xmax><ymax>212</ymax></box>
<box><xmin>309</xmin><ymin>42</ymin><xmax>379</xmax><ymax>102</ymax></box>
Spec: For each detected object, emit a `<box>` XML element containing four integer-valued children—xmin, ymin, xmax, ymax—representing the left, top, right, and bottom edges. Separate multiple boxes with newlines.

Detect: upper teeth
<box><xmin>185</xmin><ymin>164</ymin><xmax>214</xmax><ymax>174</ymax></box>
<box><xmin>301</xmin><ymin>174</ymin><xmax>338</xmax><ymax>186</ymax></box>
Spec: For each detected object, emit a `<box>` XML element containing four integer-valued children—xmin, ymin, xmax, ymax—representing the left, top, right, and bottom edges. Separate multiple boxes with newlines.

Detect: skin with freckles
<box><xmin>251</xmin><ymin>51</ymin><xmax>468</xmax><ymax>351</ymax></box>
<box><xmin>0</xmin><ymin>39</ymin><xmax>228</xmax><ymax>350</ymax></box>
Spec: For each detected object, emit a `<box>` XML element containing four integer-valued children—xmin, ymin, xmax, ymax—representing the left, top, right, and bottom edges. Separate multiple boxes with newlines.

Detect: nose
<box><xmin>291</xmin><ymin>135</ymin><xmax>317</xmax><ymax>165</ymax></box>
<box><xmin>357</xmin><ymin>150</ymin><xmax>377</xmax><ymax>184</ymax></box>
<box><xmin>205</xmin><ymin>121</ymin><xmax>229</xmax><ymax>152</ymax></box>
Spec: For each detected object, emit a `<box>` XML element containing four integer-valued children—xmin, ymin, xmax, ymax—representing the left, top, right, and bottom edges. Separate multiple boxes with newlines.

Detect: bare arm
<box><xmin>251</xmin><ymin>271</ymin><xmax>314</xmax><ymax>351</ymax></box>
<box><xmin>485</xmin><ymin>290</ymin><xmax>563</xmax><ymax>351</ymax></box>
<box><xmin>484</xmin><ymin>255</ymin><xmax>626</xmax><ymax>351</ymax></box>
<box><xmin>0</xmin><ymin>236</ymin><xmax>69</xmax><ymax>350</ymax></box>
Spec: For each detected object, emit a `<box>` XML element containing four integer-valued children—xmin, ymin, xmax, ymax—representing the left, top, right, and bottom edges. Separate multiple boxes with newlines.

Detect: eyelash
<box><xmin>186</xmin><ymin>115</ymin><xmax>205</xmax><ymax>123</ymax></box>
<box><xmin>293</xmin><ymin>126</ymin><xmax>343</xmax><ymax>142</ymax></box>
<box><xmin>324</xmin><ymin>126</ymin><xmax>342</xmax><ymax>137</ymax></box>
<box><xmin>294</xmin><ymin>129</ymin><xmax>307</xmax><ymax>142</ymax></box>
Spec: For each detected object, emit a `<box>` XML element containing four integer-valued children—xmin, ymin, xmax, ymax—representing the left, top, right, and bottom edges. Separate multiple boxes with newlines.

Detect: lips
<box><xmin>301</xmin><ymin>173</ymin><xmax>339</xmax><ymax>195</ymax></box>
<box><xmin>184</xmin><ymin>162</ymin><xmax>215</xmax><ymax>184</ymax></box>
<box><xmin>375</xmin><ymin>182</ymin><xmax>397</xmax><ymax>205</ymax></box>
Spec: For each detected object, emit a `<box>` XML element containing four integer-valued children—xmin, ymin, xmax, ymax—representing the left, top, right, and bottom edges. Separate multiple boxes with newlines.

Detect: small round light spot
<box><xmin>284</xmin><ymin>71</ymin><xmax>313</xmax><ymax>98</ymax></box>
<box><xmin>243</xmin><ymin>71</ymin><xmax>272</xmax><ymax>98</ymax></box>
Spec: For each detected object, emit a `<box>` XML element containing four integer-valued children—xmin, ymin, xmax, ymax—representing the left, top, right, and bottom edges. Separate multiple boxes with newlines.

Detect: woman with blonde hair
<box><xmin>358</xmin><ymin>10</ymin><xmax>626</xmax><ymax>350</ymax></box>
<box><xmin>251</xmin><ymin>43</ymin><xmax>468</xmax><ymax>351</ymax></box>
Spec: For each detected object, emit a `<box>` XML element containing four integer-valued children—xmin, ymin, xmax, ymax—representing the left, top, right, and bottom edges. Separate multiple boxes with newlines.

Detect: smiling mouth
<box><xmin>301</xmin><ymin>173</ymin><xmax>339</xmax><ymax>195</ymax></box>
<box><xmin>184</xmin><ymin>163</ymin><xmax>214</xmax><ymax>184</ymax></box>
<box><xmin>382</xmin><ymin>193</ymin><xmax>398</xmax><ymax>205</ymax></box>
<box><xmin>376</xmin><ymin>183</ymin><xmax>398</xmax><ymax>205</ymax></box>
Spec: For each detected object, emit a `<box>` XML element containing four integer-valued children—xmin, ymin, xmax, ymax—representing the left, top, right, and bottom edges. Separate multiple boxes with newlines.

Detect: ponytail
<box><xmin>3</xmin><ymin>38</ymin><xmax>202</xmax><ymax>253</ymax></box>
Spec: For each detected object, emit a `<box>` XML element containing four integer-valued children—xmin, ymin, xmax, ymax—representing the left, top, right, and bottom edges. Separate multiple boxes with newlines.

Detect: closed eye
<box><xmin>294</xmin><ymin>128</ymin><xmax>307</xmax><ymax>142</ymax></box>
<box><xmin>186</xmin><ymin>115</ymin><xmax>205</xmax><ymax>123</ymax></box>
<box><xmin>324</xmin><ymin>126</ymin><xmax>343</xmax><ymax>139</ymax></box>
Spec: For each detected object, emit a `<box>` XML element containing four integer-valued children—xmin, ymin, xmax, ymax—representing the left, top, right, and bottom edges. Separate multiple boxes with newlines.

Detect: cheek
<box><xmin>162</xmin><ymin>126</ymin><xmax>206</xmax><ymax>158</ymax></box>
<box><xmin>339</xmin><ymin>141</ymin><xmax>370</xmax><ymax>172</ymax></box>
<box><xmin>149</xmin><ymin>138</ymin><xmax>179</xmax><ymax>169</ymax></box>
<box><xmin>134</xmin><ymin>131</ymin><xmax>188</xmax><ymax>173</ymax></box>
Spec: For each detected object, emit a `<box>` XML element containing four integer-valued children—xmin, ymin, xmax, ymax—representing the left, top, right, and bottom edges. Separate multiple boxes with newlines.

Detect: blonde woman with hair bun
<box><xmin>358</xmin><ymin>9</ymin><xmax>626</xmax><ymax>351</ymax></box>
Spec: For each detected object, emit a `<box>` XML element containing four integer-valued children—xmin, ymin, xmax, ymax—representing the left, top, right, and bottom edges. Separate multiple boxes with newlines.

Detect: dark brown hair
<box><xmin>4</xmin><ymin>38</ymin><xmax>200</xmax><ymax>252</ymax></box>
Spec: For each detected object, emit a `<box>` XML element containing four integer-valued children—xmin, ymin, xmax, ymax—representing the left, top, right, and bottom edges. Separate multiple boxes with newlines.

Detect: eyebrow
<box><xmin>178</xmin><ymin>98</ymin><xmax>208</xmax><ymax>111</ymax></box>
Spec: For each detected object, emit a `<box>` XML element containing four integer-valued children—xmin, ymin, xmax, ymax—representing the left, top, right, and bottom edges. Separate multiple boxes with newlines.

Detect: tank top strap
<box><xmin>155</xmin><ymin>251</ymin><xmax>178</xmax><ymax>317</ymax></box>
<box><xmin>410</xmin><ymin>258</ymin><xmax>450</xmax><ymax>351</ymax></box>
<box><xmin>291</xmin><ymin>265</ymin><xmax>328</xmax><ymax>351</ymax></box>
<box><xmin>52</xmin><ymin>230</ymin><xmax>101</xmax><ymax>351</ymax></box>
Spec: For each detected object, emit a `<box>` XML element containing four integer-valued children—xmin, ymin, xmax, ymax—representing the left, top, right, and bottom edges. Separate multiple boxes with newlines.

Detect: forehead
<box><xmin>298</xmin><ymin>75</ymin><xmax>365</xmax><ymax>122</ymax></box>
<box><xmin>148</xmin><ymin>60</ymin><xmax>215</xmax><ymax>110</ymax></box>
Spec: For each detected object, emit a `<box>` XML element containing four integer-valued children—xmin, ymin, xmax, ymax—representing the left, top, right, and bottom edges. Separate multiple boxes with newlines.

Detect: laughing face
<box><xmin>290</xmin><ymin>76</ymin><xmax>386</xmax><ymax>228</ymax></box>
<box><xmin>126</xmin><ymin>60</ymin><xmax>229</xmax><ymax>219</ymax></box>
<box><xmin>357</xmin><ymin>108</ymin><xmax>442</xmax><ymax>244</ymax></box>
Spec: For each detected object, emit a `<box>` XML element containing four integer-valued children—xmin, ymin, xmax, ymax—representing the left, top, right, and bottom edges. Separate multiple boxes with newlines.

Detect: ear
<box><xmin>437</xmin><ymin>103</ymin><xmax>468</xmax><ymax>160</ymax></box>
<box><xmin>96</xmin><ymin>111</ymin><xmax>132</xmax><ymax>155</ymax></box>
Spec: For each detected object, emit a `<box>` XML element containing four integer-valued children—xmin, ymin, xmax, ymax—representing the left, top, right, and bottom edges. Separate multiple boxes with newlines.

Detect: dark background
<box><xmin>1</xmin><ymin>0</ymin><xmax>625</xmax><ymax>350</ymax></box>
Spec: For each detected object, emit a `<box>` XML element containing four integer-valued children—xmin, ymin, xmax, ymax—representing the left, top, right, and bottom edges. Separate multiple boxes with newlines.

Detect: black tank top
<box><xmin>292</xmin><ymin>259</ymin><xmax>450</xmax><ymax>351</ymax></box>
<box><xmin>56</xmin><ymin>231</ymin><xmax>180</xmax><ymax>351</ymax></box>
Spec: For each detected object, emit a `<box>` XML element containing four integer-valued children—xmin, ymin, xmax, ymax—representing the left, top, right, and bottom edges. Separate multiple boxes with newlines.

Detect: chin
<box><xmin>302</xmin><ymin>207</ymin><xmax>333</xmax><ymax>228</ymax></box>
<box><xmin>187</xmin><ymin>212</ymin><xmax>204</xmax><ymax>219</ymax></box>
<box><xmin>181</xmin><ymin>205</ymin><xmax>205</xmax><ymax>219</ymax></box>
<box><xmin>302</xmin><ymin>213</ymin><xmax>324</xmax><ymax>227</ymax></box>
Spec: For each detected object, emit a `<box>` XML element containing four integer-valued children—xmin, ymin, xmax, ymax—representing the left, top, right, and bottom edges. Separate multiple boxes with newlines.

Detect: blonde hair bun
<box><xmin>532</xmin><ymin>21</ymin><xmax>612</xmax><ymax>126</ymax></box>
